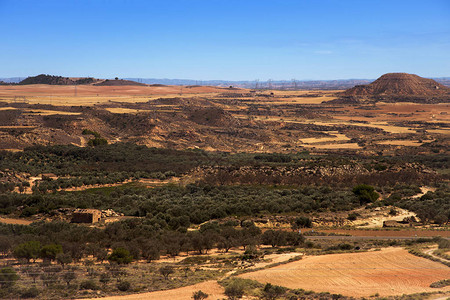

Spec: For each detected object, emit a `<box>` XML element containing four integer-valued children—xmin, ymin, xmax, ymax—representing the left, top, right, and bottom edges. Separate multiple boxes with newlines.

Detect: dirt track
<box><xmin>239</xmin><ymin>248</ymin><xmax>450</xmax><ymax>297</ymax></box>
<box><xmin>0</xmin><ymin>216</ymin><xmax>33</xmax><ymax>225</ymax></box>
<box><xmin>80</xmin><ymin>280</ymin><xmax>224</xmax><ymax>300</ymax></box>
<box><xmin>316</xmin><ymin>229</ymin><xmax>450</xmax><ymax>237</ymax></box>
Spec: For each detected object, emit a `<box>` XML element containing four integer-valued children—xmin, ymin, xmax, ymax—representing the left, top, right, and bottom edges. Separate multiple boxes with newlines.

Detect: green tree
<box><xmin>352</xmin><ymin>184</ymin><xmax>379</xmax><ymax>205</ymax></box>
<box><xmin>0</xmin><ymin>236</ymin><xmax>11</xmax><ymax>257</ymax></box>
<box><xmin>40</xmin><ymin>244</ymin><xmax>63</xmax><ymax>262</ymax></box>
<box><xmin>13</xmin><ymin>241</ymin><xmax>41</xmax><ymax>263</ymax></box>
<box><xmin>108</xmin><ymin>248</ymin><xmax>133</xmax><ymax>264</ymax></box>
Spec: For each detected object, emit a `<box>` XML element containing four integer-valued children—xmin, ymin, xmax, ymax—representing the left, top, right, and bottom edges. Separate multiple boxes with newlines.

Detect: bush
<box><xmin>159</xmin><ymin>265</ymin><xmax>174</xmax><ymax>280</ymax></box>
<box><xmin>192</xmin><ymin>290</ymin><xmax>209</xmax><ymax>300</ymax></box>
<box><xmin>430</xmin><ymin>279</ymin><xmax>450</xmax><ymax>288</ymax></box>
<box><xmin>262</xmin><ymin>283</ymin><xmax>286</xmax><ymax>300</ymax></box>
<box><xmin>438</xmin><ymin>238</ymin><xmax>450</xmax><ymax>249</ymax></box>
<box><xmin>291</xmin><ymin>216</ymin><xmax>312</xmax><ymax>229</ymax></box>
<box><xmin>347</xmin><ymin>212</ymin><xmax>359</xmax><ymax>221</ymax></box>
<box><xmin>20</xmin><ymin>286</ymin><xmax>39</xmax><ymax>298</ymax></box>
<box><xmin>339</xmin><ymin>243</ymin><xmax>353</xmax><ymax>250</ymax></box>
<box><xmin>389</xmin><ymin>208</ymin><xmax>398</xmax><ymax>216</ymax></box>
<box><xmin>0</xmin><ymin>267</ymin><xmax>19</xmax><ymax>288</ymax></box>
<box><xmin>117</xmin><ymin>280</ymin><xmax>131</xmax><ymax>291</ymax></box>
<box><xmin>224</xmin><ymin>279</ymin><xmax>247</xmax><ymax>299</ymax></box>
<box><xmin>88</xmin><ymin>138</ymin><xmax>108</xmax><ymax>147</ymax></box>
<box><xmin>80</xmin><ymin>279</ymin><xmax>99</xmax><ymax>290</ymax></box>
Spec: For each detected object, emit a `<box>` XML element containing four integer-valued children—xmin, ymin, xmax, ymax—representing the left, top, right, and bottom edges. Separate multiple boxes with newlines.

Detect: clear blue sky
<box><xmin>1</xmin><ymin>0</ymin><xmax>449</xmax><ymax>80</ymax></box>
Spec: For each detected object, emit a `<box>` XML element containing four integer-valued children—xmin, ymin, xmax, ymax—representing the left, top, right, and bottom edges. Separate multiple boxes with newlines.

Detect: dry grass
<box><xmin>0</xmin><ymin>84</ymin><xmax>228</xmax><ymax>106</ymax></box>
<box><xmin>303</xmin><ymin>143</ymin><xmax>360</xmax><ymax>149</ymax></box>
<box><xmin>24</xmin><ymin>109</ymin><xmax>81</xmax><ymax>115</ymax></box>
<box><xmin>104</xmin><ymin>108</ymin><xmax>152</xmax><ymax>114</ymax></box>
<box><xmin>257</xmin><ymin>96</ymin><xmax>336</xmax><ymax>105</ymax></box>
<box><xmin>299</xmin><ymin>132</ymin><xmax>350</xmax><ymax>144</ymax></box>
<box><xmin>239</xmin><ymin>248</ymin><xmax>450</xmax><ymax>297</ymax></box>
<box><xmin>427</xmin><ymin>129</ymin><xmax>450</xmax><ymax>135</ymax></box>
<box><xmin>376</xmin><ymin>140</ymin><xmax>424</xmax><ymax>146</ymax></box>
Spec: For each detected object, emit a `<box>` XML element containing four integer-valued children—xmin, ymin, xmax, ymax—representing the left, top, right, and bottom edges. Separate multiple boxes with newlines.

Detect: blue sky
<box><xmin>0</xmin><ymin>0</ymin><xmax>449</xmax><ymax>80</ymax></box>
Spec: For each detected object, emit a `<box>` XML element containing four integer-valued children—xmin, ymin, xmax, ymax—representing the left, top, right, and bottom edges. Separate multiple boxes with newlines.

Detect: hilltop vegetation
<box><xmin>18</xmin><ymin>74</ymin><xmax>97</xmax><ymax>85</ymax></box>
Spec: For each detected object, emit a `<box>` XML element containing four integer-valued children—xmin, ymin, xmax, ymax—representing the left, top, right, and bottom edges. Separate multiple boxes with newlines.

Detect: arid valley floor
<box><xmin>0</xmin><ymin>77</ymin><xmax>449</xmax><ymax>300</ymax></box>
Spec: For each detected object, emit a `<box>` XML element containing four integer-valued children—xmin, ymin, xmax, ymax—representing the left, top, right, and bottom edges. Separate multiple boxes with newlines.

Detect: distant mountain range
<box><xmin>1</xmin><ymin>75</ymin><xmax>449</xmax><ymax>90</ymax></box>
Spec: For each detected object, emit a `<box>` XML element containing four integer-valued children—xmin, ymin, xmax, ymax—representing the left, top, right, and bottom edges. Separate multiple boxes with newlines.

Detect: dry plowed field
<box><xmin>81</xmin><ymin>280</ymin><xmax>224</xmax><ymax>300</ymax></box>
<box><xmin>239</xmin><ymin>248</ymin><xmax>450</xmax><ymax>297</ymax></box>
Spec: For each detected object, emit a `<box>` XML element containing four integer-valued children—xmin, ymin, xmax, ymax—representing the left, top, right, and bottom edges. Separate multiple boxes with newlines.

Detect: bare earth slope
<box><xmin>342</xmin><ymin>73</ymin><xmax>450</xmax><ymax>97</ymax></box>
<box><xmin>0</xmin><ymin>85</ymin><xmax>448</xmax><ymax>153</ymax></box>
<box><xmin>239</xmin><ymin>248</ymin><xmax>450</xmax><ymax>297</ymax></box>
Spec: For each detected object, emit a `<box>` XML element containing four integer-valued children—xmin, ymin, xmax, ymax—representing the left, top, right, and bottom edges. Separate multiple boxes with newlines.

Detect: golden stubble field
<box><xmin>0</xmin><ymin>84</ymin><xmax>230</xmax><ymax>106</ymax></box>
<box><xmin>239</xmin><ymin>248</ymin><xmax>450</xmax><ymax>297</ymax></box>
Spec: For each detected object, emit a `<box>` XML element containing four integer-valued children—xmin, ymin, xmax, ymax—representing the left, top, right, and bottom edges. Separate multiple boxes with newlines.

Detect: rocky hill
<box><xmin>341</xmin><ymin>73</ymin><xmax>450</xmax><ymax>97</ymax></box>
